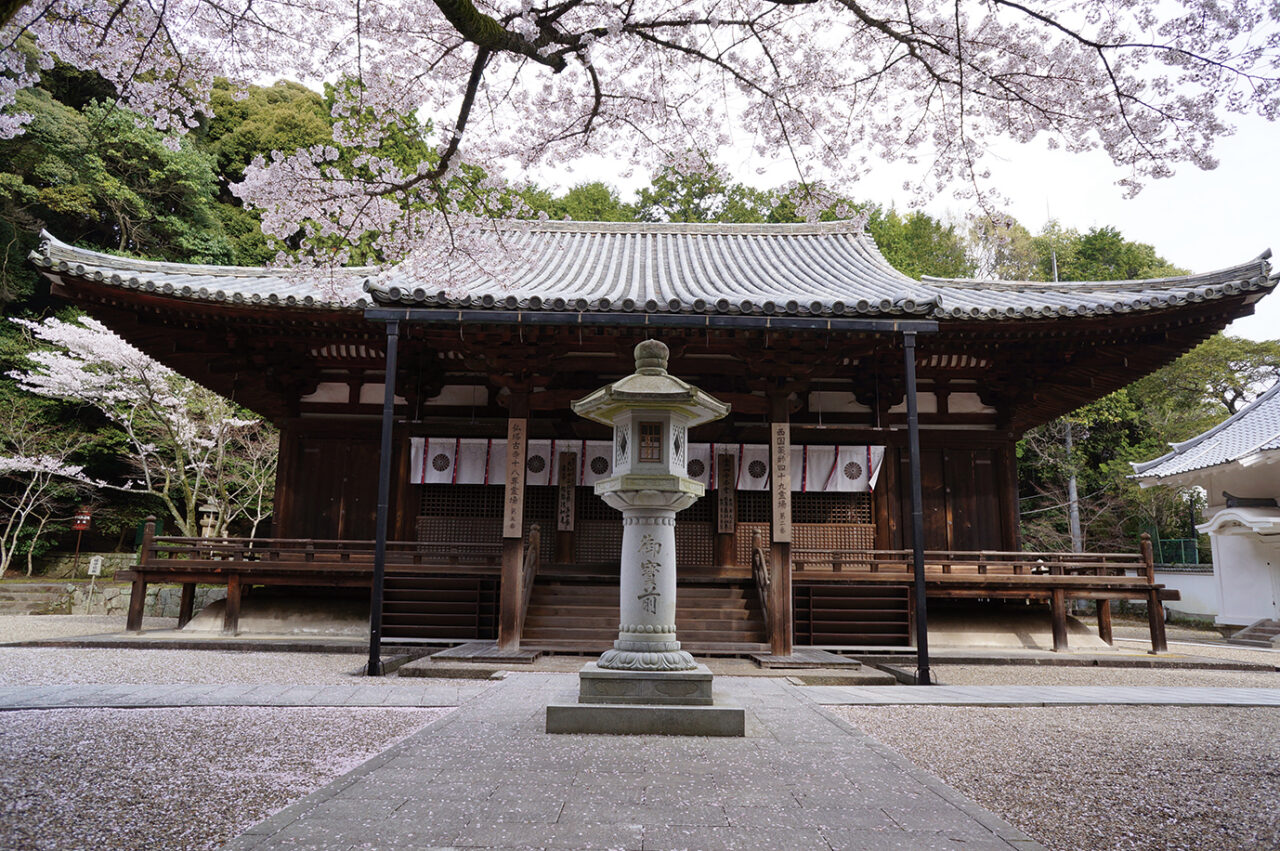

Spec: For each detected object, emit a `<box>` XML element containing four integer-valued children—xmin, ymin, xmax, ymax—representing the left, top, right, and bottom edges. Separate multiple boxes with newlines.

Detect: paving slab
<box><xmin>221</xmin><ymin>672</ymin><xmax>1044</xmax><ymax>850</ymax></box>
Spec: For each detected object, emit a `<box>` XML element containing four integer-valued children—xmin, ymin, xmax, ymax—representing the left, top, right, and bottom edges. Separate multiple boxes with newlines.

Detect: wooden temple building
<box><xmin>30</xmin><ymin>221</ymin><xmax>1278</xmax><ymax>660</ymax></box>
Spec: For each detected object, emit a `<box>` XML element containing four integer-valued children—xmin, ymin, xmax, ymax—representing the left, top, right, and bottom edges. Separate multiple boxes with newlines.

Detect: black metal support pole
<box><xmin>903</xmin><ymin>331</ymin><xmax>932</xmax><ymax>685</ymax></box>
<box><xmin>367</xmin><ymin>319</ymin><xmax>399</xmax><ymax>676</ymax></box>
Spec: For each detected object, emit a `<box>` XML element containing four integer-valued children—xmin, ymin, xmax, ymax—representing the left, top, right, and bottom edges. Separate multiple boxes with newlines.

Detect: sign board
<box><xmin>716</xmin><ymin>454</ymin><xmax>736</xmax><ymax>534</ymax></box>
<box><xmin>72</xmin><ymin>508</ymin><xmax>92</xmax><ymax>531</ymax></box>
<box><xmin>556</xmin><ymin>452</ymin><xmax>577</xmax><ymax>532</ymax></box>
<box><xmin>770</xmin><ymin>422</ymin><xmax>792</xmax><ymax>543</ymax></box>
<box><xmin>86</xmin><ymin>556</ymin><xmax>104</xmax><ymax>577</ymax></box>
<box><xmin>502</xmin><ymin>418</ymin><xmax>527</xmax><ymax>538</ymax></box>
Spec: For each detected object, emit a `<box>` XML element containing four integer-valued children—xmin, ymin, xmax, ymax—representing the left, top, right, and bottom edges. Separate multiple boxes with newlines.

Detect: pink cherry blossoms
<box><xmin>9</xmin><ymin>316</ymin><xmax>278</xmax><ymax>538</ymax></box>
<box><xmin>2</xmin><ymin>1</ymin><xmax>1278</xmax><ymax>275</ymax></box>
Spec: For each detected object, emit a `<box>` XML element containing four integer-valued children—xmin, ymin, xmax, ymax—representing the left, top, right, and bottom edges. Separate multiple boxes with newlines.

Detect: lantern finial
<box><xmin>634</xmin><ymin>339</ymin><xmax>669</xmax><ymax>374</ymax></box>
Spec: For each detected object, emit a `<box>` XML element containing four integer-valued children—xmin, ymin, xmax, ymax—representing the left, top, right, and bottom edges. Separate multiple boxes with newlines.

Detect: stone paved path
<box><xmin>219</xmin><ymin>673</ymin><xmax>1042</xmax><ymax>851</ymax></box>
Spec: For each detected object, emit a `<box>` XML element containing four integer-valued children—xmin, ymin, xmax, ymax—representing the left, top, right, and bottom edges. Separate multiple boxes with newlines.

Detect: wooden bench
<box><xmin>790</xmin><ymin>538</ymin><xmax>1176</xmax><ymax>651</ymax></box>
<box><xmin>123</xmin><ymin>518</ymin><xmax>503</xmax><ymax>635</ymax></box>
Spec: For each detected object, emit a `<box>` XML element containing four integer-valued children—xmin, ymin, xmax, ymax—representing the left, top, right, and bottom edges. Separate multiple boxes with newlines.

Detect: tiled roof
<box><xmin>1132</xmin><ymin>381</ymin><xmax>1280</xmax><ymax>481</ymax></box>
<box><xmin>29</xmin><ymin>231</ymin><xmax>370</xmax><ymax>308</ymax></box>
<box><xmin>32</xmin><ymin>221</ymin><xmax>1277</xmax><ymax>320</ymax></box>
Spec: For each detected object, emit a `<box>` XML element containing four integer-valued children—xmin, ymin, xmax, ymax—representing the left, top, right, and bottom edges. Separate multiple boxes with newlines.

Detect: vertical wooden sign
<box><xmin>770</xmin><ymin>422</ymin><xmax>792</xmax><ymax>542</ymax></box>
<box><xmin>716</xmin><ymin>454</ymin><xmax>736</xmax><ymax>534</ymax></box>
<box><xmin>556</xmin><ymin>451</ymin><xmax>577</xmax><ymax>532</ymax></box>
<box><xmin>503</xmin><ymin>418</ymin><xmax>527</xmax><ymax>538</ymax></box>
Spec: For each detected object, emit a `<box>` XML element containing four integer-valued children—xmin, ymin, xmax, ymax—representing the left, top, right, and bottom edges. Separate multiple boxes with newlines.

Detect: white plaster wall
<box><xmin>1199</xmin><ymin>465</ymin><xmax>1280</xmax><ymax>513</ymax></box>
<box><xmin>1212</xmin><ymin>532</ymin><xmax>1280</xmax><ymax>627</ymax></box>
<box><xmin>1153</xmin><ymin>570</ymin><xmax>1220</xmax><ymax>618</ymax></box>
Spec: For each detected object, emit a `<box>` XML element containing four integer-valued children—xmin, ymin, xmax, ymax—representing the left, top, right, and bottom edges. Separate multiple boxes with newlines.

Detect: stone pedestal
<box><xmin>578</xmin><ymin>662</ymin><xmax>713</xmax><ymax>705</ymax></box>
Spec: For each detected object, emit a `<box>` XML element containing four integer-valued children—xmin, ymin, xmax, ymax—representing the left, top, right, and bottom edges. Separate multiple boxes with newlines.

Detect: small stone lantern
<box><xmin>571</xmin><ymin>340</ymin><xmax>730</xmax><ymax>687</ymax></box>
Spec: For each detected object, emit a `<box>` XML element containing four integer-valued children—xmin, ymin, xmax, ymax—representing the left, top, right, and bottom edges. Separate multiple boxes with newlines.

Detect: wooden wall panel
<box><xmin>882</xmin><ymin>444</ymin><xmax>1010</xmax><ymax>551</ymax></box>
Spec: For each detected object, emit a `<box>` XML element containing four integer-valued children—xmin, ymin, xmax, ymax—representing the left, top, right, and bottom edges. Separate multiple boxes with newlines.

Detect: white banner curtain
<box><xmin>410</xmin><ymin>438</ymin><xmax>882</xmax><ymax>492</ymax></box>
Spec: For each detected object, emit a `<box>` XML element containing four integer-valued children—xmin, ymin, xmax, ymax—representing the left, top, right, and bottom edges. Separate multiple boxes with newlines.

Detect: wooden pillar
<box><xmin>994</xmin><ymin>441</ymin><xmax>1021</xmax><ymax>551</ymax></box>
<box><xmin>1050</xmin><ymin>588</ymin><xmax>1068</xmax><ymax>651</ymax></box>
<box><xmin>1141</xmin><ymin>532</ymin><xmax>1167</xmax><ymax>653</ymax></box>
<box><xmin>126</xmin><ymin>516</ymin><xmax>156</xmax><ymax>632</ymax></box>
<box><xmin>498</xmin><ymin>405</ymin><xmax>528</xmax><ymax>650</ymax></box>
<box><xmin>126</xmin><ymin>576</ymin><xmax>147</xmax><ymax>632</ymax></box>
<box><xmin>223</xmin><ymin>573</ymin><xmax>241</xmax><ymax>636</ymax></box>
<box><xmin>768</xmin><ymin>393</ymin><xmax>793</xmax><ymax>656</ymax></box>
<box><xmin>177</xmin><ymin>583</ymin><xmax>196</xmax><ymax>628</ymax></box>
<box><xmin>1096</xmin><ymin>599</ymin><xmax>1113</xmax><ymax>645</ymax></box>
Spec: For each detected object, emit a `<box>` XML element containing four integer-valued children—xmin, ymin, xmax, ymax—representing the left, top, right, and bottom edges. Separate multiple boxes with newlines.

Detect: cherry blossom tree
<box><xmin>9</xmin><ymin>315</ymin><xmax>278</xmax><ymax>538</ymax></box>
<box><xmin>0</xmin><ymin>399</ymin><xmax>93</xmax><ymax>575</ymax></box>
<box><xmin>1</xmin><ymin>1</ymin><xmax>1277</xmax><ymax>276</ymax></box>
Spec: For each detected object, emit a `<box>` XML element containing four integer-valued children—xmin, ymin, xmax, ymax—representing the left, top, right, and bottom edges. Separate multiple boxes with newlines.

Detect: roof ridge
<box><xmin>924</xmin><ymin>258</ymin><xmax>1271</xmax><ymax>293</ymax></box>
<box><xmin>506</xmin><ymin>219</ymin><xmax>867</xmax><ymax>236</ymax></box>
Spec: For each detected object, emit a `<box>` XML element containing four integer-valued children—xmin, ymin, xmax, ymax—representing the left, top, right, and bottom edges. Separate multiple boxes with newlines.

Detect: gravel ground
<box><xmin>0</xmin><ymin>615</ymin><xmax>394</xmax><ymax>686</ymax></box>
<box><xmin>0</xmin><ymin>706</ymin><xmax>446</xmax><ymax>851</ymax></box>
<box><xmin>0</xmin><ymin>614</ymin><xmax>179</xmax><ymax>642</ymax></box>
<box><xmin>834</xmin><ymin>705</ymin><xmax>1280</xmax><ymax>851</ymax></box>
<box><xmin>934</xmin><ymin>664</ymin><xmax>1280</xmax><ymax>688</ymax></box>
<box><xmin>0</xmin><ymin>646</ymin><xmax>388</xmax><ymax>686</ymax></box>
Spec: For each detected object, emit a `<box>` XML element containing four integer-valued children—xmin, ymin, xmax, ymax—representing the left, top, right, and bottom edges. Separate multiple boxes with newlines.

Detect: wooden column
<box><xmin>1141</xmin><ymin>533</ymin><xmax>1168</xmax><ymax>653</ymax></box>
<box><xmin>1096</xmin><ymin>600</ymin><xmax>1113</xmax><ymax>645</ymax></box>
<box><xmin>994</xmin><ymin>441</ymin><xmax>1021</xmax><ymax>551</ymax></box>
<box><xmin>768</xmin><ymin>394</ymin><xmax>793</xmax><ymax>656</ymax></box>
<box><xmin>498</xmin><ymin>405</ymin><xmax>528</xmax><ymax>650</ymax></box>
<box><xmin>126</xmin><ymin>516</ymin><xmax>156</xmax><ymax>632</ymax></box>
<box><xmin>223</xmin><ymin>573</ymin><xmax>241</xmax><ymax>636</ymax></box>
<box><xmin>1050</xmin><ymin>588</ymin><xmax>1068</xmax><ymax>651</ymax></box>
<box><xmin>177</xmin><ymin>583</ymin><xmax>196</xmax><ymax>628</ymax></box>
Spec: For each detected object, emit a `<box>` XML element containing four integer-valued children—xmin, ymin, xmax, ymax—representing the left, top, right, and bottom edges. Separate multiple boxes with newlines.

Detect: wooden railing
<box><xmin>143</xmin><ymin>535</ymin><xmax>503</xmax><ymax>569</ymax></box>
<box><xmin>519</xmin><ymin>524</ymin><xmax>542</xmax><ymax>636</ymax></box>
<box><xmin>791</xmin><ymin>547</ymin><xmax>1146</xmax><ymax>577</ymax></box>
<box><xmin>749</xmin><ymin>528</ymin><xmax>771</xmax><ymax>636</ymax></box>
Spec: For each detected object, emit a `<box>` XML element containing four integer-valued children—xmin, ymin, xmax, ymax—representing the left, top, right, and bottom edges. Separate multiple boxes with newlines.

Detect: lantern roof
<box><xmin>571</xmin><ymin>340</ymin><xmax>731</xmax><ymax>427</ymax></box>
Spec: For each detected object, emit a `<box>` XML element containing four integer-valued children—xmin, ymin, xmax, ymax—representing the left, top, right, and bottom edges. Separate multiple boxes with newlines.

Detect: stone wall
<box><xmin>68</xmin><ymin>582</ymin><xmax>227</xmax><ymax>618</ymax></box>
<box><xmin>40</xmin><ymin>552</ymin><xmax>138</xmax><ymax>580</ymax></box>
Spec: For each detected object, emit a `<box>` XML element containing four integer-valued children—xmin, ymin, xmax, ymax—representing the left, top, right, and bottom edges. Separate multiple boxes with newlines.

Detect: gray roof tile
<box><xmin>31</xmin><ymin>222</ymin><xmax>1277</xmax><ymax>320</ymax></box>
<box><xmin>1132</xmin><ymin>381</ymin><xmax>1280</xmax><ymax>480</ymax></box>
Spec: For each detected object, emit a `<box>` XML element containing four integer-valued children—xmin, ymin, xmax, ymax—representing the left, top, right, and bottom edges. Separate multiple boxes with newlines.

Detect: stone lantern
<box><xmin>554</xmin><ymin>339</ymin><xmax>738</xmax><ymax>727</ymax></box>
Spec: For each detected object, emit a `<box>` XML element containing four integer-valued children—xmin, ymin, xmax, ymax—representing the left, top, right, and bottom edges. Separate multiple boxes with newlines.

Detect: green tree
<box><xmin>521</xmin><ymin>182</ymin><xmax>636</xmax><ymax>222</ymax></box>
<box><xmin>1033</xmin><ymin>224</ymin><xmax>1184</xmax><ymax>283</ymax></box>
<box><xmin>1017</xmin><ymin>224</ymin><xmax>1191</xmax><ymax>552</ymax></box>
<box><xmin>865</xmin><ymin>208</ymin><xmax>974</xmax><ymax>280</ymax></box>
<box><xmin>634</xmin><ymin>163</ymin><xmax>773</xmax><ymax>224</ymax></box>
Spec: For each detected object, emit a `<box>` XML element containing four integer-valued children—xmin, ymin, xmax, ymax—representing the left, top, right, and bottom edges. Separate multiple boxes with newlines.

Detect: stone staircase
<box><xmin>0</xmin><ymin>582</ymin><xmax>71</xmax><ymax>615</ymax></box>
<box><xmin>1228</xmin><ymin>618</ymin><xmax>1280</xmax><ymax>648</ymax></box>
<box><xmin>522</xmin><ymin>575</ymin><xmax>768</xmax><ymax>655</ymax></box>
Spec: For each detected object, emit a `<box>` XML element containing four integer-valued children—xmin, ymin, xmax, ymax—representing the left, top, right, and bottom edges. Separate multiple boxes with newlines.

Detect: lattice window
<box><xmin>737</xmin><ymin>491</ymin><xmax>771</xmax><ymax>523</ymax></box>
<box><xmin>792</xmin><ymin>493</ymin><xmax>872</xmax><ymax>524</ymax></box>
